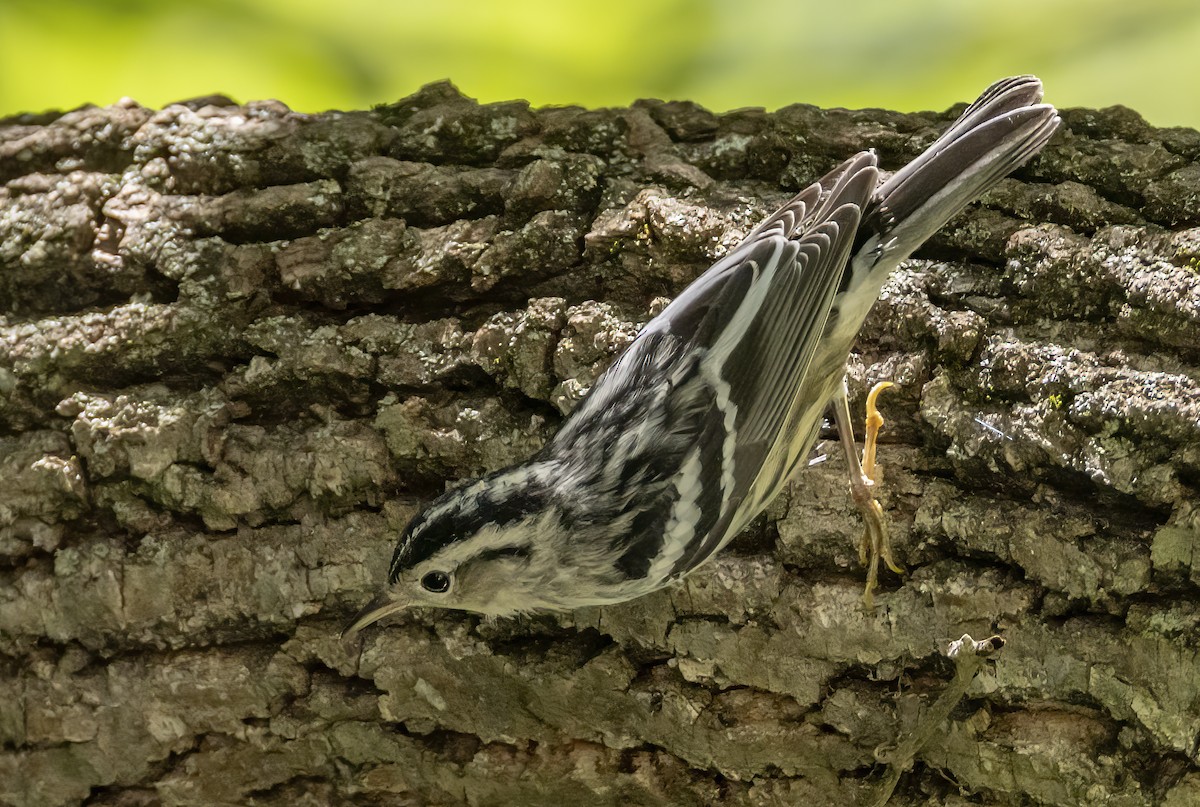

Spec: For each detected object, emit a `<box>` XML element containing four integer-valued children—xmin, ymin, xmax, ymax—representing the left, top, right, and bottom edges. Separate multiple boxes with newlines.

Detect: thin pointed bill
<box><xmin>341</xmin><ymin>592</ymin><xmax>409</xmax><ymax>638</ymax></box>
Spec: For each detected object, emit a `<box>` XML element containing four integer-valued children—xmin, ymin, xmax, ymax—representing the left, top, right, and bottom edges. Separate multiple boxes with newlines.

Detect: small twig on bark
<box><xmin>869</xmin><ymin>634</ymin><xmax>1005</xmax><ymax>807</ymax></box>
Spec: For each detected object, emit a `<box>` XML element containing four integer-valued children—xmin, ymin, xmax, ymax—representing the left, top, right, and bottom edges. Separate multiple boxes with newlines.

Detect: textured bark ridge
<box><xmin>2</xmin><ymin>82</ymin><xmax>1200</xmax><ymax>806</ymax></box>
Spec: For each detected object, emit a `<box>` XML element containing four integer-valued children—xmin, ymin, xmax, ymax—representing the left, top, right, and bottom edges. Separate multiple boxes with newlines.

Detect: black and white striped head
<box><xmin>343</xmin><ymin>463</ymin><xmax>569</xmax><ymax>633</ymax></box>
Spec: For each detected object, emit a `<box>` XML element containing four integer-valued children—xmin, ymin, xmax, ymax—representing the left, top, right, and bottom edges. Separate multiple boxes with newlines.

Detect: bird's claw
<box><xmin>857</xmin><ymin>490</ymin><xmax>902</xmax><ymax>609</ymax></box>
<box><xmin>845</xmin><ymin>381</ymin><xmax>903</xmax><ymax>609</ymax></box>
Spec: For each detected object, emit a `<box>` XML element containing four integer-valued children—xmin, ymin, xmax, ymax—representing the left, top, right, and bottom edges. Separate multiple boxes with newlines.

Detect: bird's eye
<box><xmin>421</xmin><ymin>571</ymin><xmax>451</xmax><ymax>593</ymax></box>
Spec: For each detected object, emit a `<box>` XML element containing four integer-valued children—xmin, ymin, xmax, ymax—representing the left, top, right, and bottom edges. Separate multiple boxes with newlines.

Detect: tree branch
<box><xmin>2</xmin><ymin>83</ymin><xmax>1199</xmax><ymax>806</ymax></box>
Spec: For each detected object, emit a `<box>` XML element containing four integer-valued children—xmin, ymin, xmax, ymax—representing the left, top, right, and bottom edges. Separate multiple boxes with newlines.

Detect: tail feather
<box><xmin>882</xmin><ymin>75</ymin><xmax>1047</xmax><ymax>197</ymax></box>
<box><xmin>867</xmin><ymin>76</ymin><xmax>1060</xmax><ymax>262</ymax></box>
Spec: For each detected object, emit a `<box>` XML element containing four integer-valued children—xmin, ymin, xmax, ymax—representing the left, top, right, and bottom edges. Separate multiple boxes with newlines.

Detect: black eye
<box><xmin>421</xmin><ymin>571</ymin><xmax>450</xmax><ymax>593</ymax></box>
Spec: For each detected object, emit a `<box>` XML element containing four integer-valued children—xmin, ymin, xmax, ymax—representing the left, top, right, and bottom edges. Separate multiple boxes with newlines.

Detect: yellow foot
<box><xmin>859</xmin><ymin>381</ymin><xmax>902</xmax><ymax>605</ymax></box>
<box><xmin>862</xmin><ymin>381</ymin><xmax>893</xmax><ymax>483</ymax></box>
<box><xmin>841</xmin><ymin>381</ymin><xmax>904</xmax><ymax>609</ymax></box>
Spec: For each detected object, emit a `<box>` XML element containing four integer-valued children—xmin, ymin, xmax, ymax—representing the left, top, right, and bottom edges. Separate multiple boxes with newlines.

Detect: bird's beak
<box><xmin>341</xmin><ymin>592</ymin><xmax>409</xmax><ymax>639</ymax></box>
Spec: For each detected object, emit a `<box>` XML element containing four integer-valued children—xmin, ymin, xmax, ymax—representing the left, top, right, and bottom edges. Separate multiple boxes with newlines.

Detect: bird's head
<box><xmin>342</xmin><ymin>464</ymin><xmax>567</xmax><ymax>635</ymax></box>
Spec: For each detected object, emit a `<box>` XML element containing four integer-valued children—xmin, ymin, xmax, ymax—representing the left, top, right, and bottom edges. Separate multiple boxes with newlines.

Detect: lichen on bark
<box><xmin>2</xmin><ymin>81</ymin><xmax>1200</xmax><ymax>806</ymax></box>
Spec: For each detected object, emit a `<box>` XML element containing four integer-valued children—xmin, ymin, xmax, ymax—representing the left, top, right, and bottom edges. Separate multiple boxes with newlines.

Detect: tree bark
<box><xmin>2</xmin><ymin>82</ymin><xmax>1199</xmax><ymax>807</ymax></box>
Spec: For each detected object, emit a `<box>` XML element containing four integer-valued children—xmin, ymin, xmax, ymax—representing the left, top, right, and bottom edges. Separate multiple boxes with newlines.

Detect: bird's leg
<box><xmin>831</xmin><ymin>380</ymin><xmax>903</xmax><ymax>608</ymax></box>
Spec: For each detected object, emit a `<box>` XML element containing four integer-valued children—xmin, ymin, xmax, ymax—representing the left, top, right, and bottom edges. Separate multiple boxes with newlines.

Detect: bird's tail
<box><xmin>864</xmin><ymin>75</ymin><xmax>1060</xmax><ymax>263</ymax></box>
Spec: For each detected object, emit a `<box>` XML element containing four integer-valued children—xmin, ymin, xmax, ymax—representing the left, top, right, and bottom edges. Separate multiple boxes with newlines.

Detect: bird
<box><xmin>344</xmin><ymin>76</ymin><xmax>1060</xmax><ymax>634</ymax></box>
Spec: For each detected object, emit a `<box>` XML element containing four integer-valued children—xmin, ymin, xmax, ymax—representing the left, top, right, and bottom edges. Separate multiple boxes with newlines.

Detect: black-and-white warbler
<box><xmin>345</xmin><ymin>76</ymin><xmax>1059</xmax><ymax>633</ymax></box>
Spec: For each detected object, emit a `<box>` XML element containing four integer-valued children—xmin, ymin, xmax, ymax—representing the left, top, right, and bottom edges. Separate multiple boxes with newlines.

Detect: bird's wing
<box><xmin>549</xmin><ymin>152</ymin><xmax>880</xmax><ymax>580</ymax></box>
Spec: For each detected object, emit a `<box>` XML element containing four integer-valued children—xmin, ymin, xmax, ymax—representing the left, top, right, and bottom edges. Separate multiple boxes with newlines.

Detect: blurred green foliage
<box><xmin>2</xmin><ymin>0</ymin><xmax>1198</xmax><ymax>128</ymax></box>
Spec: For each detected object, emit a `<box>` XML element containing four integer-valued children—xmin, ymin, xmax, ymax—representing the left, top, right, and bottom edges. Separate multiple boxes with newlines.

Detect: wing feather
<box><xmin>547</xmin><ymin>151</ymin><xmax>880</xmax><ymax>581</ymax></box>
<box><xmin>670</xmin><ymin>155</ymin><xmax>879</xmax><ymax>573</ymax></box>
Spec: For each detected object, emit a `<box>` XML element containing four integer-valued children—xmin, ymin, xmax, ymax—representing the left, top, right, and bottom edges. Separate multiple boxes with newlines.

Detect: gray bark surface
<box><xmin>2</xmin><ymin>82</ymin><xmax>1199</xmax><ymax>806</ymax></box>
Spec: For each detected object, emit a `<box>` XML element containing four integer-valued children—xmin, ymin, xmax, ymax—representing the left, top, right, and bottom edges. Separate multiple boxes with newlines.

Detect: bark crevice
<box><xmin>2</xmin><ymin>83</ymin><xmax>1200</xmax><ymax>806</ymax></box>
